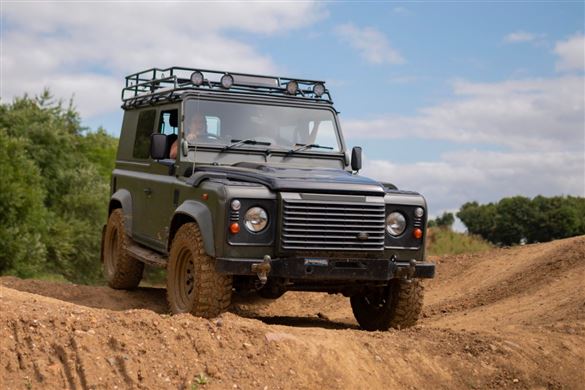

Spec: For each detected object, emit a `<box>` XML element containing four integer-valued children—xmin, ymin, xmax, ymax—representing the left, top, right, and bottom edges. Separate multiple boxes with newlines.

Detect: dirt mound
<box><xmin>1</xmin><ymin>236</ymin><xmax>584</xmax><ymax>389</ymax></box>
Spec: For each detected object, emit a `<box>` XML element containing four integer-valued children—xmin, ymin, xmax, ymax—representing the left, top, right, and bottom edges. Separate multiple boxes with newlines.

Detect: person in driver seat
<box><xmin>170</xmin><ymin>112</ymin><xmax>207</xmax><ymax>159</ymax></box>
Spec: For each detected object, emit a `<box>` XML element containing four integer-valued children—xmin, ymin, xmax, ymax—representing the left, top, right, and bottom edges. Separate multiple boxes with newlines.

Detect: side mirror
<box><xmin>351</xmin><ymin>146</ymin><xmax>362</xmax><ymax>171</ymax></box>
<box><xmin>150</xmin><ymin>133</ymin><xmax>167</xmax><ymax>160</ymax></box>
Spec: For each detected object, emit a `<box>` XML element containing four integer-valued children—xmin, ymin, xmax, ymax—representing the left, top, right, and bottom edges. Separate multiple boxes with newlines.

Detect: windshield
<box><xmin>183</xmin><ymin>99</ymin><xmax>341</xmax><ymax>152</ymax></box>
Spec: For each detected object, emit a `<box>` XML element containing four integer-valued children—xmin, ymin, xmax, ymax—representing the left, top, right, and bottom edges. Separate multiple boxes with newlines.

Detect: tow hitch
<box><xmin>251</xmin><ymin>255</ymin><xmax>272</xmax><ymax>286</ymax></box>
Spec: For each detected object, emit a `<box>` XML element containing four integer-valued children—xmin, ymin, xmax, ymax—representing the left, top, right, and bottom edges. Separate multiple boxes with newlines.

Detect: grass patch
<box><xmin>426</xmin><ymin>228</ymin><xmax>492</xmax><ymax>256</ymax></box>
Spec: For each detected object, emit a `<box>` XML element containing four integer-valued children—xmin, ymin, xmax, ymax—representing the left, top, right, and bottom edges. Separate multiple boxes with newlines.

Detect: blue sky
<box><xmin>2</xmin><ymin>1</ymin><xmax>584</xmax><ymax>225</ymax></box>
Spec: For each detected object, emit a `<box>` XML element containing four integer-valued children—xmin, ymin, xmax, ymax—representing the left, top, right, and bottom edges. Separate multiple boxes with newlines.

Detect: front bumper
<box><xmin>215</xmin><ymin>256</ymin><xmax>435</xmax><ymax>281</ymax></box>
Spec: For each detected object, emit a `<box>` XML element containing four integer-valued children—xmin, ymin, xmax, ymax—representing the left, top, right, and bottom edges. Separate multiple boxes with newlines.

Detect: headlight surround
<box><xmin>386</xmin><ymin>212</ymin><xmax>407</xmax><ymax>236</ymax></box>
<box><xmin>244</xmin><ymin>207</ymin><xmax>268</xmax><ymax>233</ymax></box>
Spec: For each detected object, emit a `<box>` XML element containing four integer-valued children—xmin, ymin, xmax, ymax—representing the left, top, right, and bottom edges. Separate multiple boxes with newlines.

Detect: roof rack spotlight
<box><xmin>190</xmin><ymin>71</ymin><xmax>204</xmax><ymax>86</ymax></box>
<box><xmin>286</xmin><ymin>80</ymin><xmax>299</xmax><ymax>95</ymax></box>
<box><xmin>221</xmin><ymin>73</ymin><xmax>234</xmax><ymax>89</ymax></box>
<box><xmin>313</xmin><ymin>83</ymin><xmax>325</xmax><ymax>97</ymax></box>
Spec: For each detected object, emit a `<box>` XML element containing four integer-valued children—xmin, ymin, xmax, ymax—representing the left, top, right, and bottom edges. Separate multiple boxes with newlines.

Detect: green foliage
<box><xmin>0</xmin><ymin>91</ymin><xmax>118</xmax><ymax>283</ymax></box>
<box><xmin>428</xmin><ymin>212</ymin><xmax>455</xmax><ymax>228</ymax></box>
<box><xmin>0</xmin><ymin>129</ymin><xmax>48</xmax><ymax>277</ymax></box>
<box><xmin>426</xmin><ymin>228</ymin><xmax>492</xmax><ymax>256</ymax></box>
<box><xmin>457</xmin><ymin>195</ymin><xmax>585</xmax><ymax>246</ymax></box>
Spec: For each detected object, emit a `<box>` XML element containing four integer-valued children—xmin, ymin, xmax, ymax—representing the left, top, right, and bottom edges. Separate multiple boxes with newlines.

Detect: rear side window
<box><xmin>133</xmin><ymin>109</ymin><xmax>156</xmax><ymax>159</ymax></box>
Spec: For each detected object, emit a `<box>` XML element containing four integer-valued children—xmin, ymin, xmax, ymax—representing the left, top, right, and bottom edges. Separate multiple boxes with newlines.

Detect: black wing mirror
<box><xmin>351</xmin><ymin>146</ymin><xmax>362</xmax><ymax>172</ymax></box>
<box><xmin>150</xmin><ymin>133</ymin><xmax>167</xmax><ymax>160</ymax></box>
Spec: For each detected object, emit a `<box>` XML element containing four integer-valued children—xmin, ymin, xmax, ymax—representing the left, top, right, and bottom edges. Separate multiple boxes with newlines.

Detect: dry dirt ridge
<box><xmin>1</xmin><ymin>236</ymin><xmax>584</xmax><ymax>389</ymax></box>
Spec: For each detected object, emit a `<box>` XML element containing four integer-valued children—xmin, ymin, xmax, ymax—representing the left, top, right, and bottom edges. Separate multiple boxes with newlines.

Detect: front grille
<box><xmin>281</xmin><ymin>196</ymin><xmax>385</xmax><ymax>251</ymax></box>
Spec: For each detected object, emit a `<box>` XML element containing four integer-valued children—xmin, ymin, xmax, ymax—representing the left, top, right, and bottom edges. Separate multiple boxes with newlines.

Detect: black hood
<box><xmin>187</xmin><ymin>162</ymin><xmax>386</xmax><ymax>195</ymax></box>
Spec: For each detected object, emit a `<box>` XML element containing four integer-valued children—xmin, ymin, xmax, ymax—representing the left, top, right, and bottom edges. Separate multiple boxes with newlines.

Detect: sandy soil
<box><xmin>1</xmin><ymin>236</ymin><xmax>584</xmax><ymax>389</ymax></box>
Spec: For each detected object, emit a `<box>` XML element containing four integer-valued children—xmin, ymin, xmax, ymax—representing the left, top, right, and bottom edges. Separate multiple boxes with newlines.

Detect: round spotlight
<box><xmin>286</xmin><ymin>80</ymin><xmax>299</xmax><ymax>95</ymax></box>
<box><xmin>221</xmin><ymin>74</ymin><xmax>234</xmax><ymax>89</ymax></box>
<box><xmin>190</xmin><ymin>71</ymin><xmax>204</xmax><ymax>86</ymax></box>
<box><xmin>313</xmin><ymin>83</ymin><xmax>325</xmax><ymax>97</ymax></box>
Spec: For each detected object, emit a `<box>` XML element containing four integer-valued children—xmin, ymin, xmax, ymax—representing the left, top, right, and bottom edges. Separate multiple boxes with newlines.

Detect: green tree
<box><xmin>458</xmin><ymin>195</ymin><xmax>585</xmax><ymax>246</ymax></box>
<box><xmin>0</xmin><ymin>129</ymin><xmax>48</xmax><ymax>276</ymax></box>
<box><xmin>457</xmin><ymin>201</ymin><xmax>497</xmax><ymax>242</ymax></box>
<box><xmin>435</xmin><ymin>212</ymin><xmax>455</xmax><ymax>228</ymax></box>
<box><xmin>492</xmin><ymin>196</ymin><xmax>533</xmax><ymax>245</ymax></box>
<box><xmin>0</xmin><ymin>91</ymin><xmax>117</xmax><ymax>283</ymax></box>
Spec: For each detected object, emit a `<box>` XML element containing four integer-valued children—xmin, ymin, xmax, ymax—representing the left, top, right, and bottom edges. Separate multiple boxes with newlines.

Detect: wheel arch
<box><xmin>109</xmin><ymin>189</ymin><xmax>133</xmax><ymax>236</ymax></box>
<box><xmin>169</xmin><ymin>200</ymin><xmax>215</xmax><ymax>256</ymax></box>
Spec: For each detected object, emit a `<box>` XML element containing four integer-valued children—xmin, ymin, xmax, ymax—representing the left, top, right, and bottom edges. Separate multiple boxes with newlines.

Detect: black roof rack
<box><xmin>122</xmin><ymin>67</ymin><xmax>333</xmax><ymax>107</ymax></box>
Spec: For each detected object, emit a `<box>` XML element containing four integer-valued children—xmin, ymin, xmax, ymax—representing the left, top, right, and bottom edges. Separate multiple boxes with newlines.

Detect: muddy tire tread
<box><xmin>103</xmin><ymin>209</ymin><xmax>144</xmax><ymax>289</ymax></box>
<box><xmin>351</xmin><ymin>279</ymin><xmax>424</xmax><ymax>331</ymax></box>
<box><xmin>167</xmin><ymin>222</ymin><xmax>232</xmax><ymax>317</ymax></box>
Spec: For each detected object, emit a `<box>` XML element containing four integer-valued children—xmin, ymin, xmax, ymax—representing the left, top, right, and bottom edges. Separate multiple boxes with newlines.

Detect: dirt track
<box><xmin>1</xmin><ymin>236</ymin><xmax>584</xmax><ymax>389</ymax></box>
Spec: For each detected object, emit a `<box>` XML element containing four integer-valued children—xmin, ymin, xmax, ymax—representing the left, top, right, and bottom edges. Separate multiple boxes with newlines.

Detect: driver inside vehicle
<box><xmin>170</xmin><ymin>112</ymin><xmax>208</xmax><ymax>159</ymax></box>
<box><xmin>184</xmin><ymin>112</ymin><xmax>208</xmax><ymax>143</ymax></box>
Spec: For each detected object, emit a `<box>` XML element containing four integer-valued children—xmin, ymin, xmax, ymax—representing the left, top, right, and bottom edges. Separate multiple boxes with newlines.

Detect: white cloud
<box><xmin>1</xmin><ymin>2</ymin><xmax>326</xmax><ymax>118</ymax></box>
<box><xmin>334</xmin><ymin>23</ymin><xmax>404</xmax><ymax>65</ymax></box>
<box><xmin>504</xmin><ymin>31</ymin><xmax>540</xmax><ymax>43</ymax></box>
<box><xmin>363</xmin><ymin>150</ymin><xmax>584</xmax><ymax>214</ymax></box>
<box><xmin>348</xmin><ymin>34</ymin><xmax>585</xmax><ymax>216</ymax></box>
<box><xmin>554</xmin><ymin>34</ymin><xmax>585</xmax><ymax>72</ymax></box>
<box><xmin>344</xmin><ymin>76</ymin><xmax>584</xmax><ymax>152</ymax></box>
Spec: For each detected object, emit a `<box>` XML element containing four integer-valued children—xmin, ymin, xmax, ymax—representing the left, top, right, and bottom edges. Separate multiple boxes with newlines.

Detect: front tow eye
<box><xmin>251</xmin><ymin>255</ymin><xmax>272</xmax><ymax>286</ymax></box>
<box><xmin>407</xmin><ymin>259</ymin><xmax>417</xmax><ymax>280</ymax></box>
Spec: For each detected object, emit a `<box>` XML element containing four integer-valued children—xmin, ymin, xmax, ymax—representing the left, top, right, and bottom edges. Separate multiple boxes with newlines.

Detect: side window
<box><xmin>158</xmin><ymin>110</ymin><xmax>178</xmax><ymax>135</ymax></box>
<box><xmin>133</xmin><ymin>109</ymin><xmax>156</xmax><ymax>159</ymax></box>
<box><xmin>206</xmin><ymin>116</ymin><xmax>220</xmax><ymax>136</ymax></box>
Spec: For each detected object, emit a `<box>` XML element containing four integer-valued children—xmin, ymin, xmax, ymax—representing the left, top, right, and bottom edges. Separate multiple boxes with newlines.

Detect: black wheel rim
<box><xmin>174</xmin><ymin>247</ymin><xmax>196</xmax><ymax>312</ymax></box>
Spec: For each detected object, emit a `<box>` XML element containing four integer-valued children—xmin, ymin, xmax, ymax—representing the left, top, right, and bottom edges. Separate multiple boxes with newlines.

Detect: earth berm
<box><xmin>1</xmin><ymin>236</ymin><xmax>583</xmax><ymax>389</ymax></box>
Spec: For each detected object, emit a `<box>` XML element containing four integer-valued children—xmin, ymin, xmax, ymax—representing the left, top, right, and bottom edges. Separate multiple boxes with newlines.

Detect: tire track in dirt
<box><xmin>1</xmin><ymin>235</ymin><xmax>584</xmax><ymax>389</ymax></box>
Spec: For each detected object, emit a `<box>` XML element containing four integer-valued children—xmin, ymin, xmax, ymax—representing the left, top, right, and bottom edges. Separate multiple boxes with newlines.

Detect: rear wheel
<box><xmin>166</xmin><ymin>222</ymin><xmax>232</xmax><ymax>317</ymax></box>
<box><xmin>350</xmin><ymin>279</ymin><xmax>424</xmax><ymax>331</ymax></box>
<box><xmin>103</xmin><ymin>209</ymin><xmax>144</xmax><ymax>289</ymax></box>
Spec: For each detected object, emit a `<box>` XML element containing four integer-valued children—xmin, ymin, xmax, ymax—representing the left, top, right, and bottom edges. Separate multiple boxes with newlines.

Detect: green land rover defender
<box><xmin>101</xmin><ymin>67</ymin><xmax>435</xmax><ymax>331</ymax></box>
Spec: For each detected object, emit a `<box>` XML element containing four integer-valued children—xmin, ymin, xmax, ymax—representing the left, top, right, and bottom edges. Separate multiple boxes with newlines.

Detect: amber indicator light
<box><xmin>201</xmin><ymin>193</ymin><xmax>209</xmax><ymax>201</ymax></box>
<box><xmin>413</xmin><ymin>228</ymin><xmax>423</xmax><ymax>239</ymax></box>
<box><xmin>230</xmin><ymin>222</ymin><xmax>240</xmax><ymax>234</ymax></box>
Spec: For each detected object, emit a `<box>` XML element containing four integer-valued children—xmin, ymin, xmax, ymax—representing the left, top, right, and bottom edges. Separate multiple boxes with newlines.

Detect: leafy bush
<box><xmin>0</xmin><ymin>91</ymin><xmax>117</xmax><ymax>283</ymax></box>
<box><xmin>457</xmin><ymin>195</ymin><xmax>585</xmax><ymax>246</ymax></box>
<box><xmin>428</xmin><ymin>212</ymin><xmax>455</xmax><ymax>228</ymax></box>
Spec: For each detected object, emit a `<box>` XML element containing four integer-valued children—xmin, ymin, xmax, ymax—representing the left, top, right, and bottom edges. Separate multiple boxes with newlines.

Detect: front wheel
<box><xmin>166</xmin><ymin>222</ymin><xmax>232</xmax><ymax>317</ymax></box>
<box><xmin>350</xmin><ymin>279</ymin><xmax>424</xmax><ymax>331</ymax></box>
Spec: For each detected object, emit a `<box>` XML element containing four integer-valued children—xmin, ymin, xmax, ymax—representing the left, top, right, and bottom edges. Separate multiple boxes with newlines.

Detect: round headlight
<box><xmin>386</xmin><ymin>212</ymin><xmax>407</xmax><ymax>236</ymax></box>
<box><xmin>313</xmin><ymin>83</ymin><xmax>325</xmax><ymax>97</ymax></box>
<box><xmin>244</xmin><ymin>207</ymin><xmax>268</xmax><ymax>233</ymax></box>
<box><xmin>190</xmin><ymin>71</ymin><xmax>204</xmax><ymax>86</ymax></box>
<box><xmin>286</xmin><ymin>80</ymin><xmax>298</xmax><ymax>95</ymax></box>
<box><xmin>220</xmin><ymin>74</ymin><xmax>234</xmax><ymax>89</ymax></box>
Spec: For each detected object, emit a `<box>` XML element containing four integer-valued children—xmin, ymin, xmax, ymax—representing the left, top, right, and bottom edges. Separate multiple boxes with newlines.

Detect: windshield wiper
<box><xmin>222</xmin><ymin>138</ymin><xmax>271</xmax><ymax>152</ymax></box>
<box><xmin>287</xmin><ymin>143</ymin><xmax>334</xmax><ymax>154</ymax></box>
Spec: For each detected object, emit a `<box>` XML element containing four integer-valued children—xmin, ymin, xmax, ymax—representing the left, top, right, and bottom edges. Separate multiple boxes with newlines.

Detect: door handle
<box><xmin>143</xmin><ymin>188</ymin><xmax>152</xmax><ymax>195</ymax></box>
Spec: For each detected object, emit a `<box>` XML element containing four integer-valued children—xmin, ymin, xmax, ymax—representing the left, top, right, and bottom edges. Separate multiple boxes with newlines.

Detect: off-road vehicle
<box><xmin>101</xmin><ymin>67</ymin><xmax>435</xmax><ymax>330</ymax></box>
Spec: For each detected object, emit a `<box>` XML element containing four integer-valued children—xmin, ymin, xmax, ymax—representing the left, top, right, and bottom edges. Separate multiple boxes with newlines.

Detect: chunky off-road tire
<box><xmin>166</xmin><ymin>222</ymin><xmax>232</xmax><ymax>317</ymax></box>
<box><xmin>103</xmin><ymin>209</ymin><xmax>144</xmax><ymax>289</ymax></box>
<box><xmin>350</xmin><ymin>279</ymin><xmax>424</xmax><ymax>331</ymax></box>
